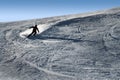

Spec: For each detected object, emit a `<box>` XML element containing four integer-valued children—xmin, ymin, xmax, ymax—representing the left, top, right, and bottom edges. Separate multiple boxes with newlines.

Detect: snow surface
<box><xmin>1</xmin><ymin>7</ymin><xmax>120</xmax><ymax>80</ymax></box>
<box><xmin>20</xmin><ymin>23</ymin><xmax>54</xmax><ymax>38</ymax></box>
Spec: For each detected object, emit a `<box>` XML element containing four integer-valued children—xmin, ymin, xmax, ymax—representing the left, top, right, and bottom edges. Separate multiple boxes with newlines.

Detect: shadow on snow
<box><xmin>27</xmin><ymin>35</ymin><xmax>99</xmax><ymax>43</ymax></box>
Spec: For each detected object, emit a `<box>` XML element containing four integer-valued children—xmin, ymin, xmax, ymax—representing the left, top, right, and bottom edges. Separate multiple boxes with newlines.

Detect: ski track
<box><xmin>19</xmin><ymin>23</ymin><xmax>54</xmax><ymax>38</ymax></box>
<box><xmin>109</xmin><ymin>23</ymin><xmax>120</xmax><ymax>39</ymax></box>
<box><xmin>24</xmin><ymin>61</ymin><xmax>75</xmax><ymax>79</ymax></box>
<box><xmin>19</xmin><ymin>20</ymin><xmax>63</xmax><ymax>38</ymax></box>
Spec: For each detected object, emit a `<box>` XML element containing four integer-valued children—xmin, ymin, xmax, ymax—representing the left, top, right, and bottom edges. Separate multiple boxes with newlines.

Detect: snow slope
<box><xmin>19</xmin><ymin>24</ymin><xmax>52</xmax><ymax>38</ymax></box>
<box><xmin>1</xmin><ymin>7</ymin><xmax>120</xmax><ymax>80</ymax></box>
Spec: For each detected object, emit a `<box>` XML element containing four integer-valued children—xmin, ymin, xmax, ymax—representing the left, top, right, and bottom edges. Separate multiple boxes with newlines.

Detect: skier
<box><xmin>28</xmin><ymin>25</ymin><xmax>39</xmax><ymax>37</ymax></box>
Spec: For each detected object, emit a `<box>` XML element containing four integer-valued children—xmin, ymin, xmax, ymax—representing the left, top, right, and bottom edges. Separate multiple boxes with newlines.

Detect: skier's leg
<box><xmin>33</xmin><ymin>31</ymin><xmax>37</xmax><ymax>36</ymax></box>
<box><xmin>28</xmin><ymin>32</ymin><xmax>34</xmax><ymax>37</ymax></box>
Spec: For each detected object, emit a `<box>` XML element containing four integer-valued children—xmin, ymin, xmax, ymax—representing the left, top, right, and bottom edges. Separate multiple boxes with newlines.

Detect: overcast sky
<box><xmin>0</xmin><ymin>0</ymin><xmax>120</xmax><ymax>22</ymax></box>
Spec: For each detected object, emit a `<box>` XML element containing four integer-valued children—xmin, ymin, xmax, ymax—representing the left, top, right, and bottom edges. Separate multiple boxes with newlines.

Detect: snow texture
<box><xmin>1</xmin><ymin>7</ymin><xmax>120</xmax><ymax>80</ymax></box>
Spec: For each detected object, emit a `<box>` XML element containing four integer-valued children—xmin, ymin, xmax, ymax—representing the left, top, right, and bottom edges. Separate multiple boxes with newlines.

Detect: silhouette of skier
<box><xmin>28</xmin><ymin>25</ymin><xmax>39</xmax><ymax>37</ymax></box>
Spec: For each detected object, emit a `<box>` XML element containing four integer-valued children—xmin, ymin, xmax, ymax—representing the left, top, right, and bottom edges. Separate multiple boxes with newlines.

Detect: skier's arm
<box><xmin>37</xmin><ymin>28</ymin><xmax>39</xmax><ymax>33</ymax></box>
<box><xmin>29</xmin><ymin>26</ymin><xmax>34</xmax><ymax>29</ymax></box>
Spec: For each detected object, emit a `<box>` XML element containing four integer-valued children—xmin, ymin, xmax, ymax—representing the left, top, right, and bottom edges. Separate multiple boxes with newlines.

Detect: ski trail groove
<box><xmin>24</xmin><ymin>61</ymin><xmax>75</xmax><ymax>79</ymax></box>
